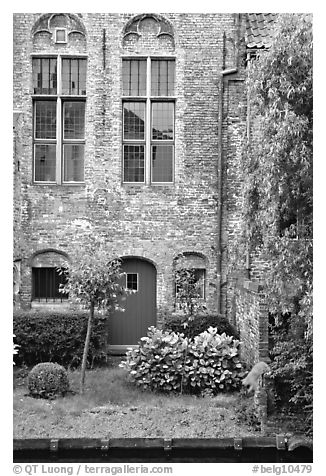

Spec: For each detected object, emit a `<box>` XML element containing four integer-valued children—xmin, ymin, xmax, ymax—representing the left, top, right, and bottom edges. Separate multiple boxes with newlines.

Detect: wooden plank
<box><xmin>14</xmin><ymin>439</ymin><xmax>50</xmax><ymax>450</ymax></box>
<box><xmin>58</xmin><ymin>438</ymin><xmax>103</xmax><ymax>450</ymax></box>
<box><xmin>241</xmin><ymin>437</ymin><xmax>278</xmax><ymax>448</ymax></box>
<box><xmin>108</xmin><ymin>438</ymin><xmax>164</xmax><ymax>448</ymax></box>
<box><xmin>173</xmin><ymin>438</ymin><xmax>235</xmax><ymax>449</ymax></box>
<box><xmin>13</xmin><ymin>436</ymin><xmax>290</xmax><ymax>452</ymax></box>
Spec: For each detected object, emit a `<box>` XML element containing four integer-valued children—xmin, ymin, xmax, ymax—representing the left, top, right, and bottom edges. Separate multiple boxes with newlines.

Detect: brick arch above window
<box><xmin>122</xmin><ymin>14</ymin><xmax>175</xmax><ymax>51</ymax></box>
<box><xmin>30</xmin><ymin>249</ymin><xmax>70</xmax><ymax>268</ymax></box>
<box><xmin>32</xmin><ymin>13</ymin><xmax>86</xmax><ymax>42</ymax></box>
<box><xmin>123</xmin><ymin>13</ymin><xmax>174</xmax><ymax>39</ymax></box>
<box><xmin>173</xmin><ymin>252</ymin><xmax>208</xmax><ymax>270</ymax></box>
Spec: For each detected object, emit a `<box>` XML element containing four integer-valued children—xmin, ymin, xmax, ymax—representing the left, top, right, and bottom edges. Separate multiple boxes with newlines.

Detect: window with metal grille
<box><xmin>175</xmin><ymin>268</ymin><xmax>206</xmax><ymax>300</ymax></box>
<box><xmin>32</xmin><ymin>56</ymin><xmax>87</xmax><ymax>184</ymax></box>
<box><xmin>122</xmin><ymin>58</ymin><xmax>175</xmax><ymax>184</ymax></box>
<box><xmin>32</xmin><ymin>267</ymin><xmax>68</xmax><ymax>302</ymax></box>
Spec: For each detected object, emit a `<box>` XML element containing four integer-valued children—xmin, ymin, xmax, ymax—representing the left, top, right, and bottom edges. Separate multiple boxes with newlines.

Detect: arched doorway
<box><xmin>108</xmin><ymin>258</ymin><xmax>157</xmax><ymax>351</ymax></box>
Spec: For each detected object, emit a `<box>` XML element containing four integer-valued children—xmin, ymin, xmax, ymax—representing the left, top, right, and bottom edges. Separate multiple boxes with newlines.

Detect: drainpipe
<box><xmin>216</xmin><ymin>15</ymin><xmax>240</xmax><ymax>314</ymax></box>
<box><xmin>102</xmin><ymin>29</ymin><xmax>106</xmax><ymax>70</ymax></box>
<box><xmin>245</xmin><ymin>56</ymin><xmax>251</xmax><ymax>279</ymax></box>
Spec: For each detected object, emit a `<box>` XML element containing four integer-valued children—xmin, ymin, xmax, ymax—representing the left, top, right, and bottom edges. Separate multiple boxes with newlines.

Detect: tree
<box><xmin>60</xmin><ymin>235</ymin><xmax>130</xmax><ymax>393</ymax></box>
<box><xmin>233</xmin><ymin>14</ymin><xmax>312</xmax><ymax>431</ymax></box>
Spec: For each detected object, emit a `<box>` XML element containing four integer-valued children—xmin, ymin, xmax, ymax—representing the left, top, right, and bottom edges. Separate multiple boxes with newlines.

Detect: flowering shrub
<box><xmin>120</xmin><ymin>326</ymin><xmax>244</xmax><ymax>394</ymax></box>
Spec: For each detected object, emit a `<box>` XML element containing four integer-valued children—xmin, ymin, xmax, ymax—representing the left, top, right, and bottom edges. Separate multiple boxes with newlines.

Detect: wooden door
<box><xmin>108</xmin><ymin>258</ymin><xmax>157</xmax><ymax>347</ymax></box>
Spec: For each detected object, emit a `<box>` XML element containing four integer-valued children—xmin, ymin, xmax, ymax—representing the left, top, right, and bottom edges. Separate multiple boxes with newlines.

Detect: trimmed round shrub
<box><xmin>120</xmin><ymin>326</ymin><xmax>244</xmax><ymax>394</ymax></box>
<box><xmin>163</xmin><ymin>313</ymin><xmax>239</xmax><ymax>340</ymax></box>
<box><xmin>28</xmin><ymin>362</ymin><xmax>70</xmax><ymax>399</ymax></box>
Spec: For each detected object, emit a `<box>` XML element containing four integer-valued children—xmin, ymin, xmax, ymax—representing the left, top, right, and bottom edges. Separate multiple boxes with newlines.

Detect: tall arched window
<box><xmin>31</xmin><ymin>14</ymin><xmax>87</xmax><ymax>184</ymax></box>
<box><xmin>122</xmin><ymin>14</ymin><xmax>176</xmax><ymax>184</ymax></box>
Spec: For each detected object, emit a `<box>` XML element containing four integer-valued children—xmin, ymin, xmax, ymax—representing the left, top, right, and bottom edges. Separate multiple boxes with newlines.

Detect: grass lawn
<box><xmin>13</xmin><ymin>363</ymin><xmax>304</xmax><ymax>439</ymax></box>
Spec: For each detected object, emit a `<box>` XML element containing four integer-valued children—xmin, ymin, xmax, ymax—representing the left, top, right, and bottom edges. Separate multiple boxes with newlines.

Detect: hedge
<box><xmin>163</xmin><ymin>313</ymin><xmax>239</xmax><ymax>340</ymax></box>
<box><xmin>13</xmin><ymin>310</ymin><xmax>108</xmax><ymax>368</ymax></box>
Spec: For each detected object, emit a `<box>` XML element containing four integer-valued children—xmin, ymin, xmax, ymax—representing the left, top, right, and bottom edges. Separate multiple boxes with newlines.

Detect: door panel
<box><xmin>108</xmin><ymin>258</ymin><xmax>157</xmax><ymax>345</ymax></box>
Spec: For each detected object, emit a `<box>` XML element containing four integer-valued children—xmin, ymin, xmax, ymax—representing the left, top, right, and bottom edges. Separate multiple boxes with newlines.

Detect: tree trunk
<box><xmin>80</xmin><ymin>301</ymin><xmax>95</xmax><ymax>393</ymax></box>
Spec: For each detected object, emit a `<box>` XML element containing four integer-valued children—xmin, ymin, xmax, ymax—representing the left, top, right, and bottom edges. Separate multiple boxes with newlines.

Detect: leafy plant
<box><xmin>120</xmin><ymin>326</ymin><xmax>244</xmax><ymax>394</ymax></box>
<box><xmin>236</xmin><ymin>393</ymin><xmax>261</xmax><ymax>430</ymax></box>
<box><xmin>13</xmin><ymin>310</ymin><xmax>108</xmax><ymax>368</ymax></box>
<box><xmin>27</xmin><ymin>362</ymin><xmax>69</xmax><ymax>399</ymax></box>
<box><xmin>13</xmin><ymin>334</ymin><xmax>20</xmax><ymax>365</ymax></box>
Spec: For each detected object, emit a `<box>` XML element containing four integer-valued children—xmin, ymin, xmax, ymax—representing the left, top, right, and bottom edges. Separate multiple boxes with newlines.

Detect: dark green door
<box><xmin>108</xmin><ymin>258</ymin><xmax>157</xmax><ymax>346</ymax></box>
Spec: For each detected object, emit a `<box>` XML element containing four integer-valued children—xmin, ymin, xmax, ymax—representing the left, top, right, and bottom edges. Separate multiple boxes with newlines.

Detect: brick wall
<box><xmin>13</xmin><ymin>12</ymin><xmax>271</xmax><ymax>362</ymax></box>
<box><xmin>13</xmin><ymin>13</ymin><xmax>240</xmax><ymax>322</ymax></box>
<box><xmin>235</xmin><ymin>280</ymin><xmax>270</xmax><ymax>366</ymax></box>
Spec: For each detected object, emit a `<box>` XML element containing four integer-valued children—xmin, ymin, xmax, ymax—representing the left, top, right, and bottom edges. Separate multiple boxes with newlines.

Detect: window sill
<box><xmin>32</xmin><ymin>182</ymin><xmax>86</xmax><ymax>187</ymax></box>
<box><xmin>31</xmin><ymin>301</ymin><xmax>71</xmax><ymax>310</ymax></box>
<box><xmin>122</xmin><ymin>182</ymin><xmax>175</xmax><ymax>187</ymax></box>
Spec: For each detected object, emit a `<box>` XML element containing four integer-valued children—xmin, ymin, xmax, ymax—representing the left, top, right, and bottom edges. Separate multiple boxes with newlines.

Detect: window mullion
<box><xmin>146</xmin><ymin>57</ymin><xmax>151</xmax><ymax>185</ymax></box>
<box><xmin>56</xmin><ymin>56</ymin><xmax>62</xmax><ymax>184</ymax></box>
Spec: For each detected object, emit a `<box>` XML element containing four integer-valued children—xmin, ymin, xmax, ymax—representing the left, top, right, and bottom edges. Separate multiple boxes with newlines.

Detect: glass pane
<box><xmin>42</xmin><ymin>59</ymin><xmax>49</xmax><ymax>93</ymax></box>
<box><xmin>167</xmin><ymin>61</ymin><xmax>175</xmax><ymax>96</ymax></box>
<box><xmin>32</xmin><ymin>58</ymin><xmax>41</xmax><ymax>94</ymax></box>
<box><xmin>62</xmin><ymin>59</ymin><xmax>70</xmax><ymax>95</ymax></box>
<box><xmin>151</xmin><ymin>61</ymin><xmax>159</xmax><ymax>96</ymax></box>
<box><xmin>123</xmin><ymin>102</ymin><xmax>145</xmax><ymax>140</ymax></box>
<box><xmin>152</xmin><ymin>144</ymin><xmax>173</xmax><ymax>182</ymax></box>
<box><xmin>126</xmin><ymin>273</ymin><xmax>138</xmax><ymax>291</ymax></box>
<box><xmin>35</xmin><ymin>101</ymin><xmax>57</xmax><ymax>139</ymax></box>
<box><xmin>32</xmin><ymin>58</ymin><xmax>57</xmax><ymax>95</ymax></box>
<box><xmin>122</xmin><ymin>59</ymin><xmax>146</xmax><ymax>96</ymax></box>
<box><xmin>62</xmin><ymin>59</ymin><xmax>87</xmax><ymax>95</ymax></box>
<box><xmin>50</xmin><ymin>59</ymin><xmax>57</xmax><ymax>94</ymax></box>
<box><xmin>63</xmin><ymin>144</ymin><xmax>84</xmax><ymax>182</ymax></box>
<box><xmin>64</xmin><ymin>102</ymin><xmax>85</xmax><ymax>139</ymax></box>
<box><xmin>152</xmin><ymin>102</ymin><xmax>174</xmax><ymax>140</ymax></box>
<box><xmin>193</xmin><ymin>269</ymin><xmax>205</xmax><ymax>298</ymax></box>
<box><xmin>151</xmin><ymin>60</ymin><xmax>175</xmax><ymax>96</ymax></box>
<box><xmin>70</xmin><ymin>59</ymin><xmax>79</xmax><ymax>95</ymax></box>
<box><xmin>123</xmin><ymin>145</ymin><xmax>145</xmax><ymax>182</ymax></box>
<box><xmin>78</xmin><ymin>60</ymin><xmax>87</xmax><ymax>95</ymax></box>
<box><xmin>34</xmin><ymin>144</ymin><xmax>56</xmax><ymax>182</ymax></box>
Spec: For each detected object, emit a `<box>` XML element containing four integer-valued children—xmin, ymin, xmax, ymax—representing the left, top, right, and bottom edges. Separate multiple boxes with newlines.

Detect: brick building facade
<box><xmin>13</xmin><ymin>13</ymin><xmax>274</xmax><ymax>353</ymax></box>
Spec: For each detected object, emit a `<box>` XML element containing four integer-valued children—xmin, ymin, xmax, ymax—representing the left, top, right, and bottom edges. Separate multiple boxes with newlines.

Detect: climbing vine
<box><xmin>232</xmin><ymin>14</ymin><xmax>312</xmax><ymax>432</ymax></box>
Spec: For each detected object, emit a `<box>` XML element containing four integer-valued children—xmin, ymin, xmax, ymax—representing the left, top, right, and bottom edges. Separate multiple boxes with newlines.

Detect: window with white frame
<box><xmin>32</xmin><ymin>56</ymin><xmax>87</xmax><ymax>184</ymax></box>
<box><xmin>126</xmin><ymin>273</ymin><xmax>139</xmax><ymax>291</ymax></box>
<box><xmin>122</xmin><ymin>58</ymin><xmax>175</xmax><ymax>184</ymax></box>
